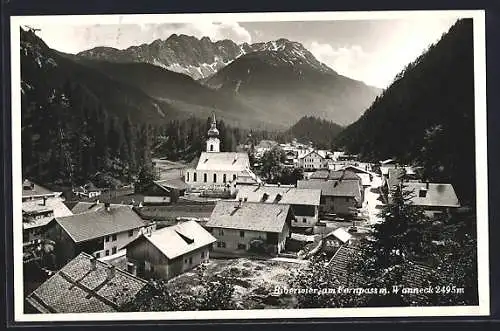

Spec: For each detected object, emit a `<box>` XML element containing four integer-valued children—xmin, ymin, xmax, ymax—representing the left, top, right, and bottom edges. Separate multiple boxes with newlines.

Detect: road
<box><xmin>361</xmin><ymin>174</ymin><xmax>385</xmax><ymax>225</ymax></box>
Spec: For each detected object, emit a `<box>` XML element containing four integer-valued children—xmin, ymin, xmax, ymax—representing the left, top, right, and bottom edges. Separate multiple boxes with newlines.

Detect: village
<box><xmin>22</xmin><ymin>113</ymin><xmax>462</xmax><ymax>313</ymax></box>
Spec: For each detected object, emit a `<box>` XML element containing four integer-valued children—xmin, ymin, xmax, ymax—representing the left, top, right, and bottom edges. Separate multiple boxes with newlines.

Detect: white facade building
<box><xmin>298</xmin><ymin>150</ymin><xmax>328</xmax><ymax>170</ymax></box>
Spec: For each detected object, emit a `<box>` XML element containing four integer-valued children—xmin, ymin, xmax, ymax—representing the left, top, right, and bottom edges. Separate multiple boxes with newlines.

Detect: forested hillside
<box><xmin>280</xmin><ymin>116</ymin><xmax>344</xmax><ymax>149</ymax></box>
<box><xmin>334</xmin><ymin>19</ymin><xmax>475</xmax><ymax>205</ymax></box>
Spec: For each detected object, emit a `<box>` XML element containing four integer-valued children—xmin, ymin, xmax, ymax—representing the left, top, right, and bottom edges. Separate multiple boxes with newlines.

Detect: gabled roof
<box><xmin>22</xmin><ymin>180</ymin><xmax>60</xmax><ymax>198</ymax></box>
<box><xmin>22</xmin><ymin>198</ymin><xmax>73</xmax><ymax>230</ymax></box>
<box><xmin>405</xmin><ymin>182</ymin><xmax>460</xmax><ymax>208</ymax></box>
<box><xmin>70</xmin><ymin>202</ymin><xmax>123</xmax><ymax>215</ymax></box>
<box><xmin>25</xmin><ymin>252</ymin><xmax>147</xmax><ymax>313</ymax></box>
<box><xmin>236</xmin><ymin>186</ymin><xmax>321</xmax><ymax>206</ymax></box>
<box><xmin>206</xmin><ymin>201</ymin><xmax>291</xmax><ymax>233</ymax></box>
<box><xmin>297</xmin><ymin>179</ymin><xmax>361</xmax><ymax>201</ymax></box>
<box><xmin>54</xmin><ymin>205</ymin><xmax>146</xmax><ymax>243</ymax></box>
<box><xmin>299</xmin><ymin>150</ymin><xmax>325</xmax><ymax>160</ymax></box>
<box><xmin>126</xmin><ymin>220</ymin><xmax>216</xmax><ymax>260</ymax></box>
<box><xmin>154</xmin><ymin>178</ymin><xmax>189</xmax><ymax>191</ymax></box>
<box><xmin>328</xmin><ymin>170</ymin><xmax>361</xmax><ymax>181</ymax></box>
<box><xmin>195</xmin><ymin>152</ymin><xmax>250</xmax><ymax>172</ymax></box>
<box><xmin>326</xmin><ymin>228</ymin><xmax>352</xmax><ymax>243</ymax></box>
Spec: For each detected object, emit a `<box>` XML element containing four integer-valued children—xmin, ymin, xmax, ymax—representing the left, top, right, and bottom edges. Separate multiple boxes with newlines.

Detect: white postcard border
<box><xmin>10</xmin><ymin>9</ymin><xmax>489</xmax><ymax>322</ymax></box>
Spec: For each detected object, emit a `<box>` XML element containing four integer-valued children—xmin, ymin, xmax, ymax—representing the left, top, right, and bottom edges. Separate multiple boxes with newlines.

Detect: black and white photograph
<box><xmin>11</xmin><ymin>10</ymin><xmax>488</xmax><ymax>321</ymax></box>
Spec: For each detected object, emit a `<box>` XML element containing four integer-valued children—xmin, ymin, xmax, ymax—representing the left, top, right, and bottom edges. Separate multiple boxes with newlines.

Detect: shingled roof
<box><xmin>206</xmin><ymin>201</ymin><xmax>291</xmax><ymax>233</ymax></box>
<box><xmin>22</xmin><ymin>180</ymin><xmax>60</xmax><ymax>199</ymax></box>
<box><xmin>236</xmin><ymin>186</ymin><xmax>321</xmax><ymax>206</ymax></box>
<box><xmin>297</xmin><ymin>179</ymin><xmax>362</xmax><ymax>201</ymax></box>
<box><xmin>25</xmin><ymin>252</ymin><xmax>147</xmax><ymax>313</ymax></box>
<box><xmin>53</xmin><ymin>205</ymin><xmax>146</xmax><ymax>243</ymax></box>
<box><xmin>126</xmin><ymin>220</ymin><xmax>216</xmax><ymax>260</ymax></box>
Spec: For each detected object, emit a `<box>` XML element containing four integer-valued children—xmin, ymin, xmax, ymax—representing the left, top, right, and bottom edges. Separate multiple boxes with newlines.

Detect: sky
<box><xmin>32</xmin><ymin>16</ymin><xmax>460</xmax><ymax>88</ymax></box>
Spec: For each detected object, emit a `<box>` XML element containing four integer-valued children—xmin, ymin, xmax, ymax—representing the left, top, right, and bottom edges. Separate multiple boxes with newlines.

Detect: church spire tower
<box><xmin>206</xmin><ymin>112</ymin><xmax>220</xmax><ymax>153</ymax></box>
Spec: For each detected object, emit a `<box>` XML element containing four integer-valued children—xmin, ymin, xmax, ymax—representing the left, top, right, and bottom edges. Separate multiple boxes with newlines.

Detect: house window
<box><xmin>201</xmin><ymin>251</ymin><xmax>205</xmax><ymax>258</ymax></box>
<box><xmin>303</xmin><ymin>218</ymin><xmax>307</xmax><ymax>223</ymax></box>
<box><xmin>217</xmin><ymin>241</ymin><xmax>226</xmax><ymax>248</ymax></box>
<box><xmin>185</xmin><ymin>258</ymin><xmax>188</xmax><ymax>264</ymax></box>
<box><xmin>240</xmin><ymin>231</ymin><xmax>245</xmax><ymax>238</ymax></box>
<box><xmin>112</xmin><ymin>247</ymin><xmax>117</xmax><ymax>254</ymax></box>
<box><xmin>189</xmin><ymin>257</ymin><xmax>193</xmax><ymax>264</ymax></box>
<box><xmin>128</xmin><ymin>230</ymin><xmax>134</xmax><ymax>237</ymax></box>
<box><xmin>223</xmin><ymin>174</ymin><xmax>227</xmax><ymax>183</ymax></box>
<box><xmin>210</xmin><ymin>144</ymin><xmax>214</xmax><ymax>151</ymax></box>
<box><xmin>193</xmin><ymin>172</ymin><xmax>197</xmax><ymax>182</ymax></box>
<box><xmin>213</xmin><ymin>173</ymin><xmax>217</xmax><ymax>183</ymax></box>
<box><xmin>186</xmin><ymin>172</ymin><xmax>190</xmax><ymax>181</ymax></box>
<box><xmin>219</xmin><ymin>229</ymin><xmax>224</xmax><ymax>236</ymax></box>
<box><xmin>95</xmin><ymin>252</ymin><xmax>100</xmax><ymax>258</ymax></box>
<box><xmin>112</xmin><ymin>234</ymin><xmax>117</xmax><ymax>241</ymax></box>
<box><xmin>233</xmin><ymin>174</ymin><xmax>237</xmax><ymax>181</ymax></box>
<box><xmin>105</xmin><ymin>236</ymin><xmax>110</xmax><ymax>242</ymax></box>
<box><xmin>204</xmin><ymin>174</ymin><xmax>207</xmax><ymax>183</ymax></box>
<box><xmin>105</xmin><ymin>250</ymin><xmax>109</xmax><ymax>256</ymax></box>
<box><xmin>238</xmin><ymin>244</ymin><xmax>246</xmax><ymax>250</ymax></box>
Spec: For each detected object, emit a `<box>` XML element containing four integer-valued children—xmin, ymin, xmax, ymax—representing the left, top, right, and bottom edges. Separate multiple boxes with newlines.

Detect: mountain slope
<box><xmin>204</xmin><ymin>50</ymin><xmax>380</xmax><ymax>126</ymax></box>
<box><xmin>282</xmin><ymin>116</ymin><xmax>344</xmax><ymax>149</ymax></box>
<box><xmin>70</xmin><ymin>58</ymin><xmax>276</xmax><ymax>130</ymax></box>
<box><xmin>21</xmin><ymin>29</ymin><xmax>179</xmax><ymax>124</ymax></box>
<box><xmin>334</xmin><ymin>19</ymin><xmax>475</xmax><ymax>204</ymax></box>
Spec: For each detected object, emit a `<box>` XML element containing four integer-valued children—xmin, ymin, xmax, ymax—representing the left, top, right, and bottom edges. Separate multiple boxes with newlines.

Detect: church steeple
<box><xmin>206</xmin><ymin>112</ymin><xmax>220</xmax><ymax>152</ymax></box>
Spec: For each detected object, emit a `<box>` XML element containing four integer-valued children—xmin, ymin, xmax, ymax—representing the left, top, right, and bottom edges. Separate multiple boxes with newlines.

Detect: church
<box><xmin>184</xmin><ymin>114</ymin><xmax>255</xmax><ymax>191</ymax></box>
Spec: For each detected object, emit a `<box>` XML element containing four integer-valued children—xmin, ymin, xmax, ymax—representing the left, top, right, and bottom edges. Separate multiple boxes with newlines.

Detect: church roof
<box><xmin>195</xmin><ymin>152</ymin><xmax>250</xmax><ymax>172</ymax></box>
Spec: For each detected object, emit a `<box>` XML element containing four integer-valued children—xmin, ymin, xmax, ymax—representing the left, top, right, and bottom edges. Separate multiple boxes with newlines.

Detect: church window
<box><xmin>193</xmin><ymin>172</ymin><xmax>197</xmax><ymax>182</ymax></box>
<box><xmin>210</xmin><ymin>144</ymin><xmax>214</xmax><ymax>151</ymax></box>
<box><xmin>204</xmin><ymin>174</ymin><xmax>207</xmax><ymax>182</ymax></box>
<box><xmin>213</xmin><ymin>173</ymin><xmax>217</xmax><ymax>183</ymax></box>
<box><xmin>186</xmin><ymin>172</ymin><xmax>189</xmax><ymax>181</ymax></box>
<box><xmin>223</xmin><ymin>174</ymin><xmax>227</xmax><ymax>183</ymax></box>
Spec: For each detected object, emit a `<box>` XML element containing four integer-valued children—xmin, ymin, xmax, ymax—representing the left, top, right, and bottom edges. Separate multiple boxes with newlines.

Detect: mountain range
<box><xmin>75</xmin><ymin>34</ymin><xmax>381</xmax><ymax>127</ymax></box>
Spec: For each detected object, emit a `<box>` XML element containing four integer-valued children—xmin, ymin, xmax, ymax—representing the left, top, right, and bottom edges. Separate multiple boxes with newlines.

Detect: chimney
<box><xmin>90</xmin><ymin>256</ymin><xmax>97</xmax><ymax>271</ymax></box>
<box><xmin>127</xmin><ymin>262</ymin><xmax>137</xmax><ymax>276</ymax></box>
<box><xmin>106</xmin><ymin>265</ymin><xmax>116</xmax><ymax>280</ymax></box>
<box><xmin>277</xmin><ymin>182</ymin><xmax>281</xmax><ymax>187</ymax></box>
<box><xmin>104</xmin><ymin>202</ymin><xmax>110</xmax><ymax>211</ymax></box>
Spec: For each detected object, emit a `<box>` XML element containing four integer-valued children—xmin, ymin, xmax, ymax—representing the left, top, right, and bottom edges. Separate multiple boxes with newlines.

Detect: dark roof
<box><xmin>328</xmin><ymin>170</ymin><xmax>361</xmax><ymax>181</ymax></box>
<box><xmin>54</xmin><ymin>205</ymin><xmax>146</xmax><ymax>243</ymax></box>
<box><xmin>70</xmin><ymin>202</ymin><xmax>123</xmax><ymax>214</ymax></box>
<box><xmin>135</xmin><ymin>204</ymin><xmax>216</xmax><ymax>221</ymax></box>
<box><xmin>25</xmin><ymin>252</ymin><xmax>147</xmax><ymax>313</ymax></box>
<box><xmin>297</xmin><ymin>179</ymin><xmax>362</xmax><ymax>201</ymax></box>
<box><xmin>206</xmin><ymin>201</ymin><xmax>291</xmax><ymax>233</ymax></box>
<box><xmin>155</xmin><ymin>178</ymin><xmax>190</xmax><ymax>191</ymax></box>
<box><xmin>309</xmin><ymin>170</ymin><xmax>330</xmax><ymax>180</ymax></box>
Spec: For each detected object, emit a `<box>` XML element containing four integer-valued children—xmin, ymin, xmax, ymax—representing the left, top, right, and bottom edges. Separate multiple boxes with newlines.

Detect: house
<box><xmin>73</xmin><ymin>182</ymin><xmax>107</xmax><ymax>199</ymax></box>
<box><xmin>22</xmin><ymin>179</ymin><xmax>62</xmax><ymax>202</ymax></box>
<box><xmin>25</xmin><ymin>252</ymin><xmax>147</xmax><ymax>313</ymax></box>
<box><xmin>141</xmin><ymin>179</ymin><xmax>189</xmax><ymax>205</ymax></box>
<box><xmin>184</xmin><ymin>114</ymin><xmax>256</xmax><ymax>192</ymax></box>
<box><xmin>297</xmin><ymin>179</ymin><xmax>362</xmax><ymax>216</ymax></box>
<box><xmin>125</xmin><ymin>220</ymin><xmax>216</xmax><ymax>280</ymax></box>
<box><xmin>22</xmin><ymin>196</ymin><xmax>73</xmax><ymax>242</ymax></box>
<box><xmin>404</xmin><ymin>182</ymin><xmax>461</xmax><ymax>218</ymax></box>
<box><xmin>45</xmin><ymin>203</ymin><xmax>150</xmax><ymax>266</ymax></box>
<box><xmin>236</xmin><ymin>186</ymin><xmax>321</xmax><ymax>229</ymax></box>
<box><xmin>340</xmin><ymin>165</ymin><xmax>376</xmax><ymax>187</ymax></box>
<box><xmin>206</xmin><ymin>200</ymin><xmax>294</xmax><ymax>255</ymax></box>
<box><xmin>323</xmin><ymin>228</ymin><xmax>353</xmax><ymax>252</ymax></box>
<box><xmin>298</xmin><ymin>150</ymin><xmax>328</xmax><ymax>170</ymax></box>
<box><xmin>69</xmin><ymin>200</ymin><xmax>119</xmax><ymax>214</ymax></box>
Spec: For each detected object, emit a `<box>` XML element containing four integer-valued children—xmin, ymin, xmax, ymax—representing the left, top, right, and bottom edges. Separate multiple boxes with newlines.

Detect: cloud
<box><xmin>309</xmin><ymin>41</ymin><xmax>374</xmax><ymax>85</ymax></box>
<box><xmin>35</xmin><ymin>21</ymin><xmax>252</xmax><ymax>54</ymax></box>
